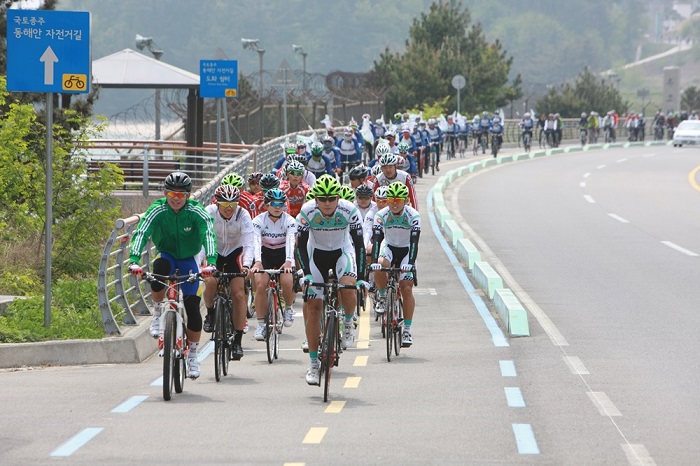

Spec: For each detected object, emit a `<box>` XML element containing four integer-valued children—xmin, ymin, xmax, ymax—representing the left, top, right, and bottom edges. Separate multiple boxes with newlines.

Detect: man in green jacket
<box><xmin>128</xmin><ymin>172</ymin><xmax>217</xmax><ymax>379</ymax></box>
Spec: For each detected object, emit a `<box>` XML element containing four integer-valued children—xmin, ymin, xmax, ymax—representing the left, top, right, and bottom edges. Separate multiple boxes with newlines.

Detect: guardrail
<box><xmin>96</xmin><ymin>129</ymin><xmax>319</xmax><ymax>335</ymax></box>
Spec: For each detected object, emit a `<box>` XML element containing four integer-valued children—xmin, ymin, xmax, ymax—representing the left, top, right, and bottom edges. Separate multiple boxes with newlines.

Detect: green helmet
<box><xmin>311</xmin><ymin>174</ymin><xmax>341</xmax><ymax>197</ymax></box>
<box><xmin>386</xmin><ymin>181</ymin><xmax>409</xmax><ymax>199</ymax></box>
<box><xmin>306</xmin><ymin>190</ymin><xmax>316</xmax><ymax>201</ymax></box>
<box><xmin>310</xmin><ymin>141</ymin><xmax>323</xmax><ymax>156</ymax></box>
<box><xmin>397</xmin><ymin>141</ymin><xmax>410</xmax><ymax>153</ymax></box>
<box><xmin>222</xmin><ymin>172</ymin><xmax>244</xmax><ymax>188</ymax></box>
<box><xmin>339</xmin><ymin>185</ymin><xmax>355</xmax><ymax>202</ymax></box>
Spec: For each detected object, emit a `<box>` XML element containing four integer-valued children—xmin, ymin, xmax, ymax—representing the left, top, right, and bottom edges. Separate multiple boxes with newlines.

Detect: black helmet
<box><xmin>164</xmin><ymin>172</ymin><xmax>192</xmax><ymax>192</ymax></box>
<box><xmin>355</xmin><ymin>184</ymin><xmax>373</xmax><ymax>198</ymax></box>
<box><xmin>348</xmin><ymin>164</ymin><xmax>369</xmax><ymax>180</ymax></box>
<box><xmin>259</xmin><ymin>173</ymin><xmax>280</xmax><ymax>190</ymax></box>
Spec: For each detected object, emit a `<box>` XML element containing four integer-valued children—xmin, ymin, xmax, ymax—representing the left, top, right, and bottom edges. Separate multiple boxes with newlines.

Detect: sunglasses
<box><xmin>218</xmin><ymin>201</ymin><xmax>237</xmax><ymax>208</ymax></box>
<box><xmin>357</xmin><ymin>195</ymin><xmax>372</xmax><ymax>201</ymax></box>
<box><xmin>165</xmin><ymin>190</ymin><xmax>188</xmax><ymax>199</ymax></box>
<box><xmin>268</xmin><ymin>201</ymin><xmax>286</xmax><ymax>208</ymax></box>
<box><xmin>387</xmin><ymin>197</ymin><xmax>406</xmax><ymax>203</ymax></box>
<box><xmin>316</xmin><ymin>196</ymin><xmax>338</xmax><ymax>203</ymax></box>
<box><xmin>287</xmin><ymin>170</ymin><xmax>304</xmax><ymax>176</ymax></box>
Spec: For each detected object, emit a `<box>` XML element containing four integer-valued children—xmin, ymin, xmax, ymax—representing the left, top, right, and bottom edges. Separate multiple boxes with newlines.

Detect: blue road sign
<box><xmin>6</xmin><ymin>10</ymin><xmax>91</xmax><ymax>94</ymax></box>
<box><xmin>200</xmin><ymin>60</ymin><xmax>238</xmax><ymax>98</ymax></box>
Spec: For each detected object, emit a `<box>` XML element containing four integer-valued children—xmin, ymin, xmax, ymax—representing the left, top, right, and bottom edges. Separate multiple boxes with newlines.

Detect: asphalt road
<box><xmin>2</xmin><ymin>145</ymin><xmax>689</xmax><ymax>465</ymax></box>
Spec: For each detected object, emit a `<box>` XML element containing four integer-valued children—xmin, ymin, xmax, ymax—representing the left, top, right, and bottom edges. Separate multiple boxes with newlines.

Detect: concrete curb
<box><xmin>431</xmin><ymin>140</ymin><xmax>648</xmax><ymax>337</ymax></box>
<box><xmin>0</xmin><ymin>318</ymin><xmax>157</xmax><ymax>369</ymax></box>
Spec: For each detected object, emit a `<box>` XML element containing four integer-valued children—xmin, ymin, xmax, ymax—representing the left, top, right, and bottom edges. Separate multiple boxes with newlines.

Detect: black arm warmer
<box><xmin>371</xmin><ymin>223</ymin><xmax>384</xmax><ymax>264</ymax></box>
<box><xmin>350</xmin><ymin>224</ymin><xmax>366</xmax><ymax>278</ymax></box>
<box><xmin>297</xmin><ymin>227</ymin><xmax>311</xmax><ymax>275</ymax></box>
<box><xmin>408</xmin><ymin>226</ymin><xmax>420</xmax><ymax>265</ymax></box>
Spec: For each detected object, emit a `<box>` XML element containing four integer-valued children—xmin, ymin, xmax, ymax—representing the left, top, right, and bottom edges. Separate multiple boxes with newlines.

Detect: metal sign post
<box><xmin>7</xmin><ymin>10</ymin><xmax>91</xmax><ymax>327</ymax></box>
<box><xmin>452</xmin><ymin>74</ymin><xmax>466</xmax><ymax>116</ymax></box>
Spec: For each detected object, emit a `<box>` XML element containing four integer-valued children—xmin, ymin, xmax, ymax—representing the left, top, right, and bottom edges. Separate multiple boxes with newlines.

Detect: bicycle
<box><xmin>209</xmin><ymin>270</ymin><xmax>247</xmax><ymax>382</ymax></box>
<box><xmin>244</xmin><ymin>278</ymin><xmax>255</xmax><ymax>318</ymax></box>
<box><xmin>471</xmin><ymin>130</ymin><xmax>481</xmax><ymax>156</ymax></box>
<box><xmin>522</xmin><ymin>130</ymin><xmax>532</xmax><ymax>152</ymax></box>
<box><xmin>143</xmin><ymin>270</ymin><xmax>201</xmax><ymax>401</ymax></box>
<box><xmin>490</xmin><ymin>133</ymin><xmax>502</xmax><ymax>157</ymax></box>
<box><xmin>580</xmin><ymin>127</ymin><xmax>588</xmax><ymax>146</ymax></box>
<box><xmin>445</xmin><ymin>134</ymin><xmax>456</xmax><ymax>160</ymax></box>
<box><xmin>428</xmin><ymin>142</ymin><xmax>438</xmax><ymax>175</ymax></box>
<box><xmin>303</xmin><ymin>271</ymin><xmax>357</xmax><ymax>402</ymax></box>
<box><xmin>255</xmin><ymin>268</ymin><xmax>292</xmax><ymax>364</ymax></box>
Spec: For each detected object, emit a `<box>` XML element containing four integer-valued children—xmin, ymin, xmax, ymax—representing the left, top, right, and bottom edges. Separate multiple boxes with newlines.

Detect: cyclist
<box><xmin>251</xmin><ymin>188</ymin><xmax>298</xmax><ymax>340</ymax></box>
<box><xmin>397</xmin><ymin>142</ymin><xmax>417</xmax><ymax>177</ymax></box>
<box><xmin>128</xmin><ymin>172</ymin><xmax>217</xmax><ymax>379</ymax></box>
<box><xmin>537</xmin><ymin>113</ymin><xmax>547</xmax><ymax>147</ymax></box>
<box><xmin>280</xmin><ymin>160</ymin><xmax>310</xmax><ymax>218</ymax></box>
<box><xmin>348</xmin><ymin>164</ymin><xmax>370</xmax><ymax>189</ymax></box>
<box><xmin>588</xmin><ymin>111</ymin><xmax>599</xmax><ymax>143</ymax></box>
<box><xmin>425</xmin><ymin>118</ymin><xmax>443</xmax><ymax>171</ymax></box>
<box><xmin>336</xmin><ymin>128</ymin><xmax>362</xmax><ymax>175</ymax></box>
<box><xmin>444</xmin><ymin>115</ymin><xmax>457</xmax><ymax>158</ymax></box>
<box><xmin>348</xmin><ymin>118</ymin><xmax>365</xmax><ymax>147</ymax></box>
<box><xmin>297</xmin><ymin>175</ymin><xmax>366</xmax><ymax>385</ymax></box>
<box><xmin>248</xmin><ymin>171</ymin><xmax>263</xmax><ymax>196</ymax></box>
<box><xmin>356</xmin><ymin>184</ymin><xmax>378</xmax><ymax>286</ymax></box>
<box><xmin>411</xmin><ymin>123</ymin><xmax>426</xmax><ymax>172</ymax></box>
<box><xmin>459</xmin><ymin>117</ymin><xmax>470</xmax><ymax>154</ymax></box>
<box><xmin>602</xmin><ymin>111</ymin><xmax>616</xmax><ymax>142</ymax></box>
<box><xmin>367</xmin><ymin>162</ymin><xmax>382</xmax><ymax>186</ymax></box>
<box><xmin>397</xmin><ymin>126</ymin><xmax>417</xmax><ymax>155</ymax></box>
<box><xmin>202</xmin><ymin>185</ymin><xmax>253</xmax><ymax>360</ymax></box>
<box><xmin>252</xmin><ymin>173</ymin><xmax>283</xmax><ymax>216</ymax></box>
<box><xmin>579</xmin><ymin>112</ymin><xmax>589</xmax><ymax>143</ymax></box>
<box><xmin>544</xmin><ymin>113</ymin><xmax>558</xmax><ymax>147</ymax></box>
<box><xmin>519</xmin><ymin>112</ymin><xmax>535</xmax><ymax>146</ymax></box>
<box><xmin>273</xmin><ymin>141</ymin><xmax>298</xmax><ymax>173</ymax></box>
<box><xmin>370</xmin><ymin>181</ymin><xmax>420</xmax><ymax>347</ymax></box>
<box><xmin>291</xmin><ymin>153</ymin><xmax>317</xmax><ymax>187</ymax></box>
<box><xmin>554</xmin><ymin>113</ymin><xmax>563</xmax><ymax>146</ymax></box>
<box><xmin>307</xmin><ymin>141</ymin><xmax>334</xmax><ymax>177</ymax></box>
<box><xmin>489</xmin><ymin>113</ymin><xmax>504</xmax><ymax>157</ymax></box>
<box><xmin>479</xmin><ymin>111</ymin><xmax>491</xmax><ymax>148</ymax></box>
<box><xmin>222</xmin><ymin>172</ymin><xmax>257</xmax><ymax>219</ymax></box>
<box><xmin>372</xmin><ymin>152</ymin><xmax>418</xmax><ymax>211</ymax></box>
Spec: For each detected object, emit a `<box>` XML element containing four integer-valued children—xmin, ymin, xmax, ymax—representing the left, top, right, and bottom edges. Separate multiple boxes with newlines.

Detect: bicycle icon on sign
<box><xmin>62</xmin><ymin>74</ymin><xmax>86</xmax><ymax>90</ymax></box>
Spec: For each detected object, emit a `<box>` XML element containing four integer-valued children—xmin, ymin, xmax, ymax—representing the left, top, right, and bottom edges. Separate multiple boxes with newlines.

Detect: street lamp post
<box><xmin>242</xmin><ymin>38</ymin><xmax>265</xmax><ymax>143</ymax></box>
<box><xmin>135</xmin><ymin>34</ymin><xmax>164</xmax><ymax>140</ymax></box>
<box><xmin>292</xmin><ymin>44</ymin><xmax>307</xmax><ymax>93</ymax></box>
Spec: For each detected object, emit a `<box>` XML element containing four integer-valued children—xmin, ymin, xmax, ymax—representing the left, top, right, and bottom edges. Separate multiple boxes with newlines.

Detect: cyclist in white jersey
<box><xmin>251</xmin><ymin>188</ymin><xmax>298</xmax><ymax>340</ymax></box>
<box><xmin>202</xmin><ymin>185</ymin><xmax>254</xmax><ymax>357</ymax></box>
<box><xmin>372</xmin><ymin>152</ymin><xmax>418</xmax><ymax>211</ymax></box>
<box><xmin>297</xmin><ymin>175</ymin><xmax>366</xmax><ymax>385</ymax></box>
<box><xmin>370</xmin><ymin>182</ymin><xmax>420</xmax><ymax>347</ymax></box>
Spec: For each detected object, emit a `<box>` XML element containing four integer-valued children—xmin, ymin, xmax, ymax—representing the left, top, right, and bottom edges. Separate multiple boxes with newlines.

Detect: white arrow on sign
<box><xmin>40</xmin><ymin>46</ymin><xmax>58</xmax><ymax>85</ymax></box>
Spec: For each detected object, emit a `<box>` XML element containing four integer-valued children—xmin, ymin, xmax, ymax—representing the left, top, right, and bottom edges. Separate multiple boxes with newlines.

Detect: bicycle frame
<box><xmin>255</xmin><ymin>268</ymin><xmax>292</xmax><ymax>363</ymax></box>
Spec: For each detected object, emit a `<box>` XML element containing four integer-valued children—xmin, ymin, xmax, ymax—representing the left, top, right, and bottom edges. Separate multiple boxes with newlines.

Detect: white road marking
<box><xmin>617</xmin><ymin>158</ymin><xmax>628</xmax><ymax>163</ymax></box>
<box><xmin>580</xmin><ymin>182</ymin><xmax>586</xmax><ymax>188</ymax></box>
<box><xmin>584</xmin><ymin>195</ymin><xmax>595</xmax><ymax>204</ymax></box>
<box><xmin>50</xmin><ymin>428</ymin><xmax>104</xmax><ymax>457</ymax></box>
<box><xmin>583</xmin><ymin>172</ymin><xmax>591</xmax><ymax>178</ymax></box>
<box><xmin>512</xmin><ymin>424</ymin><xmax>540</xmax><ymax>454</ymax></box>
<box><xmin>111</xmin><ymin>395</ymin><xmax>148</xmax><ymax>413</ymax></box>
<box><xmin>622</xmin><ymin>443</ymin><xmax>656</xmax><ymax>465</ymax></box>
<box><xmin>597</xmin><ymin>164</ymin><xmax>607</xmax><ymax>169</ymax></box>
<box><xmin>608</xmin><ymin>213</ymin><xmax>630</xmax><ymax>223</ymax></box>
<box><xmin>587</xmin><ymin>391</ymin><xmax>622</xmax><ymax>416</ymax></box>
<box><xmin>661</xmin><ymin>241</ymin><xmax>698</xmax><ymax>257</ymax></box>
<box><xmin>563</xmin><ymin>356</ymin><xmax>589</xmax><ymax>375</ymax></box>
<box><xmin>499</xmin><ymin>360</ymin><xmax>517</xmax><ymax>377</ymax></box>
<box><xmin>504</xmin><ymin>387</ymin><xmax>526</xmax><ymax>407</ymax></box>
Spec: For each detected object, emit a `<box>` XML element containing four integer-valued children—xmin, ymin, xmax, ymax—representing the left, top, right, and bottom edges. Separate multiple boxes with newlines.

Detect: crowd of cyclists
<box><xmin>126</xmin><ymin>122</ymin><xmax>421</xmax><ymax>385</ymax></box>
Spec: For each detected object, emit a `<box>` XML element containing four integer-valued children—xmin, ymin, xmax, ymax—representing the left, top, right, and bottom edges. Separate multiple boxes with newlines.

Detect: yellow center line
<box><xmin>689</xmin><ymin>165</ymin><xmax>700</xmax><ymax>192</ymax></box>
<box><xmin>344</xmin><ymin>377</ymin><xmax>361</xmax><ymax>388</ymax></box>
<box><xmin>302</xmin><ymin>427</ymin><xmax>328</xmax><ymax>444</ymax></box>
<box><xmin>356</xmin><ymin>297</ymin><xmax>371</xmax><ymax>349</ymax></box>
<box><xmin>354</xmin><ymin>355</ymin><xmax>368</xmax><ymax>366</ymax></box>
<box><xmin>325</xmin><ymin>400</ymin><xmax>346</xmax><ymax>413</ymax></box>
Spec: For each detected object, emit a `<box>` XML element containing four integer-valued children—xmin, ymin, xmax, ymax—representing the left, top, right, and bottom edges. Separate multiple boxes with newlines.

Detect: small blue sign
<box><xmin>6</xmin><ymin>10</ymin><xmax>91</xmax><ymax>94</ymax></box>
<box><xmin>200</xmin><ymin>60</ymin><xmax>238</xmax><ymax>98</ymax></box>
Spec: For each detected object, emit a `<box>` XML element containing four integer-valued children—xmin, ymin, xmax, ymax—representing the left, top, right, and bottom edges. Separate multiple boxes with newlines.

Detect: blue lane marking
<box><xmin>111</xmin><ymin>395</ymin><xmax>148</xmax><ymax>413</ymax></box>
<box><xmin>512</xmin><ymin>424</ymin><xmax>540</xmax><ymax>454</ymax></box>
<box><xmin>150</xmin><ymin>340</ymin><xmax>214</xmax><ymax>386</ymax></box>
<box><xmin>427</xmin><ymin>186</ymin><xmax>509</xmax><ymax>347</ymax></box>
<box><xmin>50</xmin><ymin>427</ymin><xmax>104</xmax><ymax>457</ymax></box>
<box><xmin>499</xmin><ymin>360</ymin><xmax>517</xmax><ymax>377</ymax></box>
<box><xmin>504</xmin><ymin>387</ymin><xmax>526</xmax><ymax>407</ymax></box>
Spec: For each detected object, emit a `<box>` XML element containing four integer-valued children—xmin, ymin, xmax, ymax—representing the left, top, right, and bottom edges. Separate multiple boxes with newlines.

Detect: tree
<box><xmin>535</xmin><ymin>68</ymin><xmax>628</xmax><ymax>117</ymax></box>
<box><xmin>681</xmin><ymin>86</ymin><xmax>700</xmax><ymax>113</ymax></box>
<box><xmin>368</xmin><ymin>0</ymin><xmax>520</xmax><ymax>116</ymax></box>
<box><xmin>0</xmin><ymin>77</ymin><xmax>123</xmax><ymax>292</ymax></box>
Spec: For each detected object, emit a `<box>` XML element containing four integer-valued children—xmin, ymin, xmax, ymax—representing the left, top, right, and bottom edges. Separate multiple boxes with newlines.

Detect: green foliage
<box><xmin>0</xmin><ymin>76</ymin><xmax>123</xmax><ymax>290</ymax></box>
<box><xmin>535</xmin><ymin>68</ymin><xmax>629</xmax><ymax>118</ymax></box>
<box><xmin>0</xmin><ymin>279</ymin><xmax>105</xmax><ymax>342</ymax></box>
<box><xmin>369</xmin><ymin>1</ymin><xmax>520</xmax><ymax>116</ymax></box>
<box><xmin>0</xmin><ymin>269</ymin><xmax>40</xmax><ymax>296</ymax></box>
<box><xmin>407</xmin><ymin>97</ymin><xmax>450</xmax><ymax>120</ymax></box>
<box><xmin>681</xmin><ymin>86</ymin><xmax>700</xmax><ymax>112</ymax></box>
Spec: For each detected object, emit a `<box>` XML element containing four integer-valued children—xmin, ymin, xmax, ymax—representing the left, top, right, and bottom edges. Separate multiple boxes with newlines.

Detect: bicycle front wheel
<box><xmin>265</xmin><ymin>288</ymin><xmax>277</xmax><ymax>364</ymax></box>
<box><xmin>395</xmin><ymin>296</ymin><xmax>403</xmax><ymax>356</ymax></box>
<box><xmin>245</xmin><ymin>280</ymin><xmax>255</xmax><ymax>318</ymax></box>
<box><xmin>323</xmin><ymin>312</ymin><xmax>337</xmax><ymax>402</ymax></box>
<box><xmin>162</xmin><ymin>312</ymin><xmax>176</xmax><ymax>401</ymax></box>
<box><xmin>174</xmin><ymin>321</ymin><xmax>186</xmax><ymax>394</ymax></box>
<box><xmin>386</xmin><ymin>287</ymin><xmax>395</xmax><ymax>362</ymax></box>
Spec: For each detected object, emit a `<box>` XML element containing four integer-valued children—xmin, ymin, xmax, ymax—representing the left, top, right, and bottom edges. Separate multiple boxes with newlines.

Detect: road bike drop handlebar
<box><xmin>302</xmin><ymin>280</ymin><xmax>359</xmax><ymax>302</ymax></box>
<box><xmin>252</xmin><ymin>267</ymin><xmax>296</xmax><ymax>276</ymax></box>
<box><xmin>375</xmin><ymin>266</ymin><xmax>419</xmax><ymax>285</ymax></box>
<box><xmin>143</xmin><ymin>271</ymin><xmax>202</xmax><ymax>286</ymax></box>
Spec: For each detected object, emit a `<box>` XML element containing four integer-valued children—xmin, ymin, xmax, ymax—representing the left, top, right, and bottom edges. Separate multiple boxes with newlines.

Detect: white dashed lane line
<box><xmin>661</xmin><ymin>241</ymin><xmax>698</xmax><ymax>257</ymax></box>
<box><xmin>607</xmin><ymin>213</ymin><xmax>630</xmax><ymax>223</ymax></box>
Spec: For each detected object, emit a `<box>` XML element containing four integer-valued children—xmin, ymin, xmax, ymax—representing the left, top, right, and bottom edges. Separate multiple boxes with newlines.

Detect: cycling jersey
<box><xmin>372</xmin><ymin>205</ymin><xmax>421</xmax><ymax>279</ymax></box>
<box><xmin>426</xmin><ymin>126</ymin><xmax>442</xmax><ymax>143</ymax></box>
<box><xmin>322</xmin><ymin>147</ymin><xmax>340</xmax><ymax>168</ymax></box>
<box><xmin>520</xmin><ymin>118</ymin><xmax>534</xmax><ymax>130</ymax></box>
<box><xmin>251</xmin><ymin>211</ymin><xmax>297</xmax><ymax>264</ymax></box>
<box><xmin>296</xmin><ymin>199</ymin><xmax>365</xmax><ymax>280</ymax></box>
<box><xmin>205</xmin><ymin>204</ymin><xmax>254</xmax><ymax>266</ymax></box>
<box><xmin>252</xmin><ymin>192</ymin><xmax>291</xmax><ymax>217</ymax></box>
<box><xmin>130</xmin><ymin>198</ymin><xmax>216</xmax><ymax>265</ymax></box>
<box><xmin>307</xmin><ymin>154</ymin><xmax>334</xmax><ymax>176</ymax></box>
<box><xmin>336</xmin><ymin>138</ymin><xmax>361</xmax><ymax>166</ymax></box>
<box><xmin>280</xmin><ymin>180</ymin><xmax>310</xmax><ymax>218</ymax></box>
<box><xmin>357</xmin><ymin>202</ymin><xmax>378</xmax><ymax>248</ymax></box>
<box><xmin>238</xmin><ymin>190</ymin><xmax>257</xmax><ymax>218</ymax></box>
<box><xmin>372</xmin><ymin>170</ymin><xmax>418</xmax><ymax>212</ymax></box>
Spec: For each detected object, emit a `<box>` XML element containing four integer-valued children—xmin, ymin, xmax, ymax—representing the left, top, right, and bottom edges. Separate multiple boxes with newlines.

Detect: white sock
<box><xmin>189</xmin><ymin>341</ymin><xmax>199</xmax><ymax>357</ymax></box>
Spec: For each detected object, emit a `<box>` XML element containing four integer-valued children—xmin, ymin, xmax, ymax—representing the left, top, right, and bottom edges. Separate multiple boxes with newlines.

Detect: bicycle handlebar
<box><xmin>143</xmin><ymin>272</ymin><xmax>201</xmax><ymax>285</ymax></box>
<box><xmin>212</xmin><ymin>271</ymin><xmax>247</xmax><ymax>279</ymax></box>
<box><xmin>253</xmin><ymin>267</ymin><xmax>296</xmax><ymax>275</ymax></box>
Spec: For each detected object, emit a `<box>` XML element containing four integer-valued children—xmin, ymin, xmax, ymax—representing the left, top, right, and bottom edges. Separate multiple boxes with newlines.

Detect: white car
<box><xmin>672</xmin><ymin>120</ymin><xmax>700</xmax><ymax>147</ymax></box>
